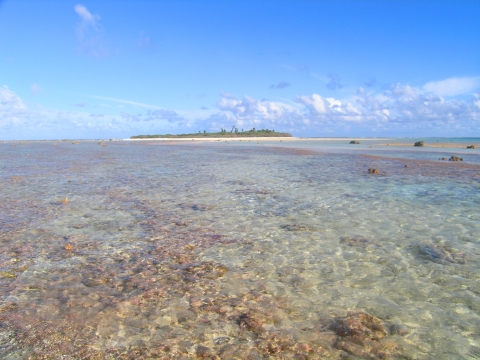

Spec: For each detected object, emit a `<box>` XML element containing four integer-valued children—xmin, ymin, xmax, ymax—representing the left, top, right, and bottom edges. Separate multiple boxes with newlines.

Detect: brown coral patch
<box><xmin>327</xmin><ymin>311</ymin><xmax>402</xmax><ymax>359</ymax></box>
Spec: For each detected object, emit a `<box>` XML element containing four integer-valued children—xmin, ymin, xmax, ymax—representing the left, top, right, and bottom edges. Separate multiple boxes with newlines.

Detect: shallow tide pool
<box><xmin>1</xmin><ymin>140</ymin><xmax>479</xmax><ymax>359</ymax></box>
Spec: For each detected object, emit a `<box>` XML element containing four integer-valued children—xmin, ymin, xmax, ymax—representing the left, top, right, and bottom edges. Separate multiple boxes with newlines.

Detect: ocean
<box><xmin>0</xmin><ymin>138</ymin><xmax>479</xmax><ymax>359</ymax></box>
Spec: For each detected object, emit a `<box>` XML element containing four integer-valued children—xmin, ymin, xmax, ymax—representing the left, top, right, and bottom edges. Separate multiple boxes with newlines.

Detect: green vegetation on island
<box><xmin>131</xmin><ymin>127</ymin><xmax>292</xmax><ymax>139</ymax></box>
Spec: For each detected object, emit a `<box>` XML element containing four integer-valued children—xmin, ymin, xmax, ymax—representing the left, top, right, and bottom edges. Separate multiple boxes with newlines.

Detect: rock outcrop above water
<box><xmin>467</xmin><ymin>145</ymin><xmax>475</xmax><ymax>149</ymax></box>
<box><xmin>449</xmin><ymin>156</ymin><xmax>463</xmax><ymax>161</ymax></box>
<box><xmin>368</xmin><ymin>168</ymin><xmax>380</xmax><ymax>174</ymax></box>
<box><xmin>349</xmin><ymin>140</ymin><xmax>360</xmax><ymax>144</ymax></box>
<box><xmin>414</xmin><ymin>141</ymin><xmax>424</xmax><ymax>147</ymax></box>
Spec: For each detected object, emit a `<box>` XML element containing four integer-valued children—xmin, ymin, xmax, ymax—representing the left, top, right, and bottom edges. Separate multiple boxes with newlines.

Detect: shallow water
<box><xmin>1</xmin><ymin>140</ymin><xmax>479</xmax><ymax>359</ymax></box>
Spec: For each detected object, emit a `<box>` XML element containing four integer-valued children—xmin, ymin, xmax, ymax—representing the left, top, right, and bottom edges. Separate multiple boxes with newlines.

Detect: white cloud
<box><xmin>0</xmin><ymin>86</ymin><xmax>193</xmax><ymax>139</ymax></box>
<box><xmin>201</xmin><ymin>86</ymin><xmax>480</xmax><ymax>135</ymax></box>
<box><xmin>1</xmin><ymin>86</ymin><xmax>26</xmax><ymax>110</ymax></box>
<box><xmin>423</xmin><ymin>76</ymin><xmax>480</xmax><ymax>97</ymax></box>
<box><xmin>297</xmin><ymin>94</ymin><xmax>327</xmax><ymax>114</ymax></box>
<box><xmin>74</xmin><ymin>4</ymin><xmax>106</xmax><ymax>57</ymax></box>
<box><xmin>1</xmin><ymin>86</ymin><xmax>28</xmax><ymax>129</ymax></box>
<box><xmin>0</xmin><ymin>86</ymin><xmax>131</xmax><ymax>139</ymax></box>
<box><xmin>74</xmin><ymin>4</ymin><xmax>98</xmax><ymax>22</ymax></box>
<box><xmin>296</xmin><ymin>94</ymin><xmax>362</xmax><ymax>121</ymax></box>
<box><xmin>216</xmin><ymin>94</ymin><xmax>302</xmax><ymax>125</ymax></box>
<box><xmin>2</xmin><ymin>80</ymin><xmax>480</xmax><ymax>139</ymax></box>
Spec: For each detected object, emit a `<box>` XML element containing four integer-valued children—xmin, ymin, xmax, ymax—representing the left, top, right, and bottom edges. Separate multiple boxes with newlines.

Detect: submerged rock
<box><xmin>174</xmin><ymin>261</ymin><xmax>228</xmax><ymax>279</ymax></box>
<box><xmin>282</xmin><ymin>224</ymin><xmax>313</xmax><ymax>231</ymax></box>
<box><xmin>174</xmin><ymin>220</ymin><xmax>188</xmax><ymax>226</ymax></box>
<box><xmin>195</xmin><ymin>345</ymin><xmax>213</xmax><ymax>358</ymax></box>
<box><xmin>340</xmin><ymin>236</ymin><xmax>375</xmax><ymax>247</ymax></box>
<box><xmin>213</xmin><ymin>336</ymin><xmax>231</xmax><ymax>345</ymax></box>
<box><xmin>238</xmin><ymin>312</ymin><xmax>266</xmax><ymax>335</ymax></box>
<box><xmin>179</xmin><ymin>203</ymin><xmax>216</xmax><ymax>211</ymax></box>
<box><xmin>234</xmin><ymin>188</ymin><xmax>273</xmax><ymax>195</ymax></box>
<box><xmin>329</xmin><ymin>311</ymin><xmax>400</xmax><ymax>359</ymax></box>
<box><xmin>332</xmin><ymin>311</ymin><xmax>387</xmax><ymax>340</ymax></box>
<box><xmin>389</xmin><ymin>323</ymin><xmax>410</xmax><ymax>336</ymax></box>
<box><xmin>414</xmin><ymin>141</ymin><xmax>424</xmax><ymax>147</ymax></box>
<box><xmin>419</xmin><ymin>244</ymin><xmax>467</xmax><ymax>264</ymax></box>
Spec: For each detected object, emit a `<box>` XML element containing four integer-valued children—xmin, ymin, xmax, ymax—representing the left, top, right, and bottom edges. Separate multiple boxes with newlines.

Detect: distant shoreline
<box><xmin>126</xmin><ymin>136</ymin><xmax>297</xmax><ymax>142</ymax></box>
<box><xmin>130</xmin><ymin>130</ymin><xmax>292</xmax><ymax>139</ymax></box>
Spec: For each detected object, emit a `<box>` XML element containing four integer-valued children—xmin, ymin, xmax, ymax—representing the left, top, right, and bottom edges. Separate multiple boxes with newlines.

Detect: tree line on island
<box><xmin>130</xmin><ymin>127</ymin><xmax>292</xmax><ymax>139</ymax></box>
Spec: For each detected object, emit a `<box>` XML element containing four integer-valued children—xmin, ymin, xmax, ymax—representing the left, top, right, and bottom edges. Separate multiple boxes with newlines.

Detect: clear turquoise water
<box><xmin>0</xmin><ymin>140</ymin><xmax>479</xmax><ymax>359</ymax></box>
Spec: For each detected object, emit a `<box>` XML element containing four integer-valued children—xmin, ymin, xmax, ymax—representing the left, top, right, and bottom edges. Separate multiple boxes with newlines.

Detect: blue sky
<box><xmin>1</xmin><ymin>0</ymin><xmax>479</xmax><ymax>139</ymax></box>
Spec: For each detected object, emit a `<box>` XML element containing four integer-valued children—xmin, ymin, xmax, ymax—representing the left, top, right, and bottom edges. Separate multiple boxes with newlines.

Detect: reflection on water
<box><xmin>0</xmin><ymin>140</ymin><xmax>479</xmax><ymax>359</ymax></box>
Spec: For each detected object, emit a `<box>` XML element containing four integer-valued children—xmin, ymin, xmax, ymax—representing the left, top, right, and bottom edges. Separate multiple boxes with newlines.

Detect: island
<box><xmin>131</xmin><ymin>127</ymin><xmax>292</xmax><ymax>139</ymax></box>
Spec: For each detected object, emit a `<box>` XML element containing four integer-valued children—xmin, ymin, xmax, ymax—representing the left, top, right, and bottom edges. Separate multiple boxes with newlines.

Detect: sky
<box><xmin>0</xmin><ymin>0</ymin><xmax>479</xmax><ymax>140</ymax></box>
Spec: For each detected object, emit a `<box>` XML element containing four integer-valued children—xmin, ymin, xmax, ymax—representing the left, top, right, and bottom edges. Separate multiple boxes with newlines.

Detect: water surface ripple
<box><xmin>0</xmin><ymin>141</ymin><xmax>479</xmax><ymax>359</ymax></box>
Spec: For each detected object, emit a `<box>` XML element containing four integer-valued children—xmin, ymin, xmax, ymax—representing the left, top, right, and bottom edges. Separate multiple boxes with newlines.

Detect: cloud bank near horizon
<box><xmin>1</xmin><ymin>76</ymin><xmax>479</xmax><ymax>139</ymax></box>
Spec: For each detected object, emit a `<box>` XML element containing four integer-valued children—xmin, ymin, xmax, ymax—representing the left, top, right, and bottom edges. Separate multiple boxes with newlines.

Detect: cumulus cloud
<box><xmin>74</xmin><ymin>4</ymin><xmax>107</xmax><ymax>57</ymax></box>
<box><xmin>199</xmin><ymin>94</ymin><xmax>304</xmax><ymax>132</ymax></box>
<box><xmin>297</xmin><ymin>94</ymin><xmax>362</xmax><ymax>121</ymax></box>
<box><xmin>1</xmin><ymin>86</ymin><xmax>26</xmax><ymax>110</ymax></box>
<box><xmin>30</xmin><ymin>83</ymin><xmax>43</xmax><ymax>96</ymax></box>
<box><xmin>356</xmin><ymin>83</ymin><xmax>480</xmax><ymax>128</ymax></box>
<box><xmin>269</xmin><ymin>81</ymin><xmax>290</xmax><ymax>89</ymax></box>
<box><xmin>326</xmin><ymin>73</ymin><xmax>344</xmax><ymax>90</ymax></box>
<box><xmin>203</xmin><ymin>84</ymin><xmax>480</xmax><ymax>135</ymax></box>
<box><xmin>423</xmin><ymin>76</ymin><xmax>480</xmax><ymax>97</ymax></box>
<box><xmin>217</xmin><ymin>95</ymin><xmax>299</xmax><ymax>122</ymax></box>
<box><xmin>0</xmin><ymin>86</ymin><xmax>28</xmax><ymax>128</ymax></box>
